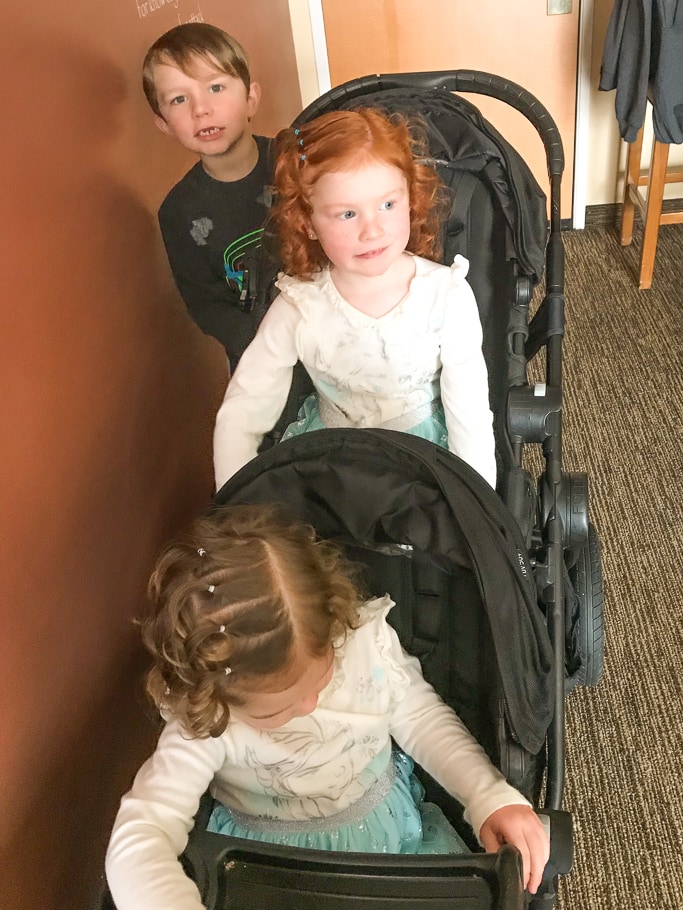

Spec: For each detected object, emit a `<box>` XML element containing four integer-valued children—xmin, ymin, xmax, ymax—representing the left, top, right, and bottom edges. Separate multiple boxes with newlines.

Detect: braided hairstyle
<box><xmin>143</xmin><ymin>504</ymin><xmax>362</xmax><ymax>737</ymax></box>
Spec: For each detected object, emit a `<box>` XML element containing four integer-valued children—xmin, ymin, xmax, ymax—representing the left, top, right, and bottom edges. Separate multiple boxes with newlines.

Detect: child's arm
<box><xmin>105</xmin><ymin>718</ymin><xmax>225</xmax><ymax>910</ymax></box>
<box><xmin>388</xmin><ymin>652</ymin><xmax>529</xmax><ymax>839</ymax></box>
<box><xmin>387</xmin><ymin>635</ymin><xmax>549</xmax><ymax>889</ymax></box>
<box><xmin>213</xmin><ymin>296</ymin><xmax>301</xmax><ymax>490</ymax></box>
<box><xmin>439</xmin><ymin>259</ymin><xmax>497</xmax><ymax>488</ymax></box>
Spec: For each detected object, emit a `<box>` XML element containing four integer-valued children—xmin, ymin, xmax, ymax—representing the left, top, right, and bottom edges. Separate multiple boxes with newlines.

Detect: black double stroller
<box><xmin>107</xmin><ymin>72</ymin><xmax>604</xmax><ymax>910</ymax></box>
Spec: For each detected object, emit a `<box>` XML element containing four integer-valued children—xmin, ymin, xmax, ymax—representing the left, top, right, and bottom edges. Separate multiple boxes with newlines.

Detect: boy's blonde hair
<box><xmin>142</xmin><ymin>23</ymin><xmax>251</xmax><ymax>118</ymax></box>
<box><xmin>143</xmin><ymin>504</ymin><xmax>363</xmax><ymax>738</ymax></box>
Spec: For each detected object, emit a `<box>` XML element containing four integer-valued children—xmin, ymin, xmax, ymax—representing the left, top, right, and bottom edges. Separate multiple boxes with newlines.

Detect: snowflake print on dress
<box><xmin>356</xmin><ymin>666</ymin><xmax>386</xmax><ymax>704</ymax></box>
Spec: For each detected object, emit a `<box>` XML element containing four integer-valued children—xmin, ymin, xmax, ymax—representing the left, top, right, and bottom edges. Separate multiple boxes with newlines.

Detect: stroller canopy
<box><xmin>216</xmin><ymin>430</ymin><xmax>554</xmax><ymax>755</ymax></box>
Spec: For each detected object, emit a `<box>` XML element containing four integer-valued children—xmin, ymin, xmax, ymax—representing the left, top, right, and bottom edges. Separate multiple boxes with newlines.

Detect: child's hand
<box><xmin>478</xmin><ymin>805</ymin><xmax>550</xmax><ymax>895</ymax></box>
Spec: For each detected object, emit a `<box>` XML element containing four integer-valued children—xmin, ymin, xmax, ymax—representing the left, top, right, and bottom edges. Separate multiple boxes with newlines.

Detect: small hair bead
<box><xmin>207</xmin><ymin>584</ymin><xmax>216</xmax><ymax>594</ymax></box>
<box><xmin>224</xmin><ymin>666</ymin><xmax>232</xmax><ymax>676</ymax></box>
<box><xmin>197</xmin><ymin>547</ymin><xmax>207</xmax><ymax>557</ymax></box>
<box><xmin>219</xmin><ymin>625</ymin><xmax>226</xmax><ymax>633</ymax></box>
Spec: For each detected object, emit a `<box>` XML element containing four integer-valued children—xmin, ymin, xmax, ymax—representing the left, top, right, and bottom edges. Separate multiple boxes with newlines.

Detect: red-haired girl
<box><xmin>213</xmin><ymin>108</ymin><xmax>496</xmax><ymax>491</ymax></box>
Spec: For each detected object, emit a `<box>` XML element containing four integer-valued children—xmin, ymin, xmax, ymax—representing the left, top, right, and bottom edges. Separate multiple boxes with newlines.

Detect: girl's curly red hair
<box><xmin>270</xmin><ymin>108</ymin><xmax>448</xmax><ymax>279</ymax></box>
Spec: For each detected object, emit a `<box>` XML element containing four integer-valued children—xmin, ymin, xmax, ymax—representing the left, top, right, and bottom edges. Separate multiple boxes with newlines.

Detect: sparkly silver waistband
<box><xmin>219</xmin><ymin>757</ymin><xmax>397</xmax><ymax>834</ymax></box>
<box><xmin>317</xmin><ymin>392</ymin><xmax>441</xmax><ymax>433</ymax></box>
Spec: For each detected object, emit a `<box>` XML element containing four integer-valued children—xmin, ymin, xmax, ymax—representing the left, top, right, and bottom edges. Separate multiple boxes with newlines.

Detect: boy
<box><xmin>142</xmin><ymin>23</ymin><xmax>275</xmax><ymax>372</ymax></box>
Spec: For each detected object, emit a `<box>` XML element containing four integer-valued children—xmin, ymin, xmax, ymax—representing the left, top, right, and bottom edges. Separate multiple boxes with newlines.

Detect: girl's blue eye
<box><xmin>380</xmin><ymin>200</ymin><xmax>395</xmax><ymax>211</ymax></box>
<box><xmin>209</xmin><ymin>83</ymin><xmax>224</xmax><ymax>94</ymax></box>
<box><xmin>170</xmin><ymin>95</ymin><xmax>186</xmax><ymax>106</ymax></box>
<box><xmin>339</xmin><ymin>210</ymin><xmax>355</xmax><ymax>220</ymax></box>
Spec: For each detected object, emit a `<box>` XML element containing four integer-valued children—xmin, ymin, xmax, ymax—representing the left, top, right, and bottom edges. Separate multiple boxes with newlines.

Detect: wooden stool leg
<box><xmin>620</xmin><ymin>127</ymin><xmax>643</xmax><ymax>246</ymax></box>
<box><xmin>638</xmin><ymin>139</ymin><xmax>669</xmax><ymax>289</ymax></box>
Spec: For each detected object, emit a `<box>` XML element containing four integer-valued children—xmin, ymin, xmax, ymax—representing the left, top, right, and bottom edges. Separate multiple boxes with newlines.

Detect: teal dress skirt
<box><xmin>206</xmin><ymin>750</ymin><xmax>470</xmax><ymax>855</ymax></box>
<box><xmin>280</xmin><ymin>393</ymin><xmax>449</xmax><ymax>451</ymax></box>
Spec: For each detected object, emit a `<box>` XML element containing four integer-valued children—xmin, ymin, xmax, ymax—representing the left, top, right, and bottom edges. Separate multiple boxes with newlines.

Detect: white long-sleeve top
<box><xmin>213</xmin><ymin>255</ymin><xmax>496</xmax><ymax>490</ymax></box>
<box><xmin>106</xmin><ymin>596</ymin><xmax>529</xmax><ymax>910</ymax></box>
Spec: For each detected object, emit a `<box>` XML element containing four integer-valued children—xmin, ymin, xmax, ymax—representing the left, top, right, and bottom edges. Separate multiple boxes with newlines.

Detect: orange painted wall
<box><xmin>321</xmin><ymin>0</ymin><xmax>579</xmax><ymax>219</ymax></box>
<box><xmin>0</xmin><ymin>3</ymin><xmax>300</xmax><ymax>908</ymax></box>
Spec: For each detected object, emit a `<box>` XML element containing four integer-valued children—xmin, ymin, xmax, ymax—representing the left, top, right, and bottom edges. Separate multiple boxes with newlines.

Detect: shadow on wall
<box><xmin>0</xmin><ymin>21</ymin><xmax>226</xmax><ymax>910</ymax></box>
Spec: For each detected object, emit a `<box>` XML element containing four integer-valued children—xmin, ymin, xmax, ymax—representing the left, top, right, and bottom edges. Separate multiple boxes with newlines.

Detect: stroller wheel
<box><xmin>565</xmin><ymin>523</ymin><xmax>604</xmax><ymax>692</ymax></box>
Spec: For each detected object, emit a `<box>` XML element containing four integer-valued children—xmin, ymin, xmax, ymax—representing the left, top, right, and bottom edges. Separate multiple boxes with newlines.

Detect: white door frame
<box><xmin>308</xmin><ymin>0</ymin><xmax>331</xmax><ymax>95</ymax></box>
<box><xmin>572</xmin><ymin>0</ymin><xmax>593</xmax><ymax>228</ymax></box>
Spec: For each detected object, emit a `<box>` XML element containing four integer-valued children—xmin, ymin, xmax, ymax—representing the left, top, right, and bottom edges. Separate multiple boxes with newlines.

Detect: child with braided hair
<box><xmin>105</xmin><ymin>504</ymin><xmax>548</xmax><ymax>910</ymax></box>
<box><xmin>212</xmin><ymin>107</ymin><xmax>497</xmax><ymax>492</ymax></box>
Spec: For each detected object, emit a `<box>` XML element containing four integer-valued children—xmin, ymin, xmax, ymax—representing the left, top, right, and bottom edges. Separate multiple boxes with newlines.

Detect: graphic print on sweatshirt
<box><xmin>224</xmin><ymin>228</ymin><xmax>265</xmax><ymax>293</ymax></box>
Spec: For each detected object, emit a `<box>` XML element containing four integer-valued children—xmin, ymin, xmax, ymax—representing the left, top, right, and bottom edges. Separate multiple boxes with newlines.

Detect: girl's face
<box><xmin>230</xmin><ymin>649</ymin><xmax>335</xmax><ymax>731</ymax></box>
<box><xmin>308</xmin><ymin>159</ymin><xmax>411</xmax><ymax>283</ymax></box>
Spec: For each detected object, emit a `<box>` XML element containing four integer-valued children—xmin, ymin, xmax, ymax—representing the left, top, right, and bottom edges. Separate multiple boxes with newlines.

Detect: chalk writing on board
<box><xmin>134</xmin><ymin>0</ymin><xmax>204</xmax><ymax>22</ymax></box>
<box><xmin>134</xmin><ymin>0</ymin><xmax>178</xmax><ymax>17</ymax></box>
<box><xmin>183</xmin><ymin>7</ymin><xmax>205</xmax><ymax>23</ymax></box>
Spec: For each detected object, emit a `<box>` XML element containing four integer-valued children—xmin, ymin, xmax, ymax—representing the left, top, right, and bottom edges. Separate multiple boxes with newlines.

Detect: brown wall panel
<box><xmin>0</xmin><ymin>3</ymin><xmax>301</xmax><ymax>908</ymax></box>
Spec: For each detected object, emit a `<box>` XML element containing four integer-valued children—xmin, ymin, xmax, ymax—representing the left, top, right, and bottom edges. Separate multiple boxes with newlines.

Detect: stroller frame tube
<box><xmin>542</xmin><ymin>165</ymin><xmax>566</xmax><ymax>811</ymax></box>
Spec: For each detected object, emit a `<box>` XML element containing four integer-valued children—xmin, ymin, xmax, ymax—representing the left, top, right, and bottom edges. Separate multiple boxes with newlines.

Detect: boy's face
<box><xmin>152</xmin><ymin>55</ymin><xmax>260</xmax><ymax>159</ymax></box>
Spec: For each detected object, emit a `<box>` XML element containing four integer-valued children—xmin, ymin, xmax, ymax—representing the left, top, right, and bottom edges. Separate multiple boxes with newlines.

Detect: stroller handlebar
<box><xmin>296</xmin><ymin>70</ymin><xmax>565</xmax><ymax>180</ymax></box>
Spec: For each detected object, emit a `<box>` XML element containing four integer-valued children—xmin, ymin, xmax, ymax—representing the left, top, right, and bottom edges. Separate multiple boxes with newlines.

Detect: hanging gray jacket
<box><xmin>600</xmin><ymin>0</ymin><xmax>683</xmax><ymax>144</ymax></box>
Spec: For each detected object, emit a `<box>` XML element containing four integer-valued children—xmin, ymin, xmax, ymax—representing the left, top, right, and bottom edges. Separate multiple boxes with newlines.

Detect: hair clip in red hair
<box><xmin>294</xmin><ymin>127</ymin><xmax>305</xmax><ymax>160</ymax></box>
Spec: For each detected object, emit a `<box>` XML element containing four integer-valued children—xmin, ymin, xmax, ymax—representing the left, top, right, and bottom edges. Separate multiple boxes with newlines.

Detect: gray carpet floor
<box><xmin>543</xmin><ymin>224</ymin><xmax>683</xmax><ymax>909</ymax></box>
